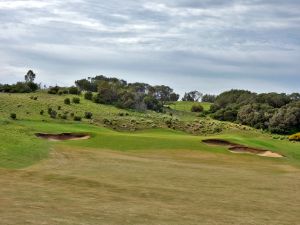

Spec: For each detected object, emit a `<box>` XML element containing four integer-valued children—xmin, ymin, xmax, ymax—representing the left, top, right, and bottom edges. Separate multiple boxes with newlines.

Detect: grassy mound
<box><xmin>0</xmin><ymin>92</ymin><xmax>239</xmax><ymax>135</ymax></box>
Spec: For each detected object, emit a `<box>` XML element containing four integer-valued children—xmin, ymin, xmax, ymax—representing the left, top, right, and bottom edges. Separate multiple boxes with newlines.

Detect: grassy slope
<box><xmin>0</xmin><ymin>92</ymin><xmax>217</xmax><ymax>132</ymax></box>
<box><xmin>0</xmin><ymin>93</ymin><xmax>300</xmax><ymax>224</ymax></box>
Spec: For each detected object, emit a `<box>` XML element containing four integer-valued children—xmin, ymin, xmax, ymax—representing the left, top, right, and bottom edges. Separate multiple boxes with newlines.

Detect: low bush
<box><xmin>60</xmin><ymin>114</ymin><xmax>68</xmax><ymax>120</ymax></box>
<box><xmin>40</xmin><ymin>110</ymin><xmax>44</xmax><ymax>115</ymax></box>
<box><xmin>72</xmin><ymin>97</ymin><xmax>80</xmax><ymax>104</ymax></box>
<box><xmin>191</xmin><ymin>104</ymin><xmax>204</xmax><ymax>112</ymax></box>
<box><xmin>84</xmin><ymin>112</ymin><xmax>93</xmax><ymax>119</ymax></box>
<box><xmin>50</xmin><ymin>110</ymin><xmax>57</xmax><ymax>119</ymax></box>
<box><xmin>48</xmin><ymin>86</ymin><xmax>60</xmax><ymax>94</ymax></box>
<box><xmin>69</xmin><ymin>86</ymin><xmax>81</xmax><ymax>95</ymax></box>
<box><xmin>47</xmin><ymin>107</ymin><xmax>53</xmax><ymax>115</ymax></box>
<box><xmin>74</xmin><ymin>116</ymin><xmax>82</xmax><ymax>121</ymax></box>
<box><xmin>84</xmin><ymin>91</ymin><xmax>93</xmax><ymax>100</ymax></box>
<box><xmin>10</xmin><ymin>113</ymin><xmax>17</xmax><ymax>120</ymax></box>
<box><xmin>64</xmin><ymin>98</ymin><xmax>71</xmax><ymax>105</ymax></box>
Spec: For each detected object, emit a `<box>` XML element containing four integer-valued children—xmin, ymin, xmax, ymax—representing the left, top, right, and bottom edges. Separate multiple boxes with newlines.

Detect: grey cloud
<box><xmin>0</xmin><ymin>0</ymin><xmax>299</xmax><ymax>95</ymax></box>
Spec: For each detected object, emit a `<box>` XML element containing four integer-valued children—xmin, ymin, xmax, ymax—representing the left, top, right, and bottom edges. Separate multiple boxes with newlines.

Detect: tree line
<box><xmin>2</xmin><ymin>70</ymin><xmax>299</xmax><ymax>134</ymax></box>
<box><xmin>0</xmin><ymin>70</ymin><xmax>39</xmax><ymax>93</ymax></box>
<box><xmin>210</xmin><ymin>90</ymin><xmax>300</xmax><ymax>134</ymax></box>
<box><xmin>68</xmin><ymin>75</ymin><xmax>180</xmax><ymax>112</ymax></box>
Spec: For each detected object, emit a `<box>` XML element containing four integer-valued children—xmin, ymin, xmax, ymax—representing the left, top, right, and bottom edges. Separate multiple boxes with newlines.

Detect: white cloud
<box><xmin>0</xmin><ymin>0</ymin><xmax>299</xmax><ymax>93</ymax></box>
<box><xmin>0</xmin><ymin>0</ymin><xmax>52</xmax><ymax>9</ymax></box>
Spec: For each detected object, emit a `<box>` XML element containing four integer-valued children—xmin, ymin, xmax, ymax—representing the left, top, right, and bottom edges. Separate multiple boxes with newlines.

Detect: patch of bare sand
<box><xmin>35</xmin><ymin>133</ymin><xmax>90</xmax><ymax>141</ymax></box>
<box><xmin>203</xmin><ymin>139</ymin><xmax>284</xmax><ymax>158</ymax></box>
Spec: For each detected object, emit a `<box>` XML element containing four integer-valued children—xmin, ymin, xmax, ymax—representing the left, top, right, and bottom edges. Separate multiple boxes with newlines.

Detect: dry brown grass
<box><xmin>0</xmin><ymin>147</ymin><xmax>299</xmax><ymax>225</ymax></box>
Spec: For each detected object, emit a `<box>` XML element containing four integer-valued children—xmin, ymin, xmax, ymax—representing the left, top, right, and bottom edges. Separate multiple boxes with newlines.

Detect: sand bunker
<box><xmin>202</xmin><ymin>139</ymin><xmax>283</xmax><ymax>158</ymax></box>
<box><xmin>35</xmin><ymin>133</ymin><xmax>90</xmax><ymax>141</ymax></box>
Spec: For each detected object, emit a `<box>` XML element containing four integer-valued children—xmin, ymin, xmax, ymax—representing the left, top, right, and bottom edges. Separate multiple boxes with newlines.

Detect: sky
<box><xmin>0</xmin><ymin>0</ymin><xmax>300</xmax><ymax>95</ymax></box>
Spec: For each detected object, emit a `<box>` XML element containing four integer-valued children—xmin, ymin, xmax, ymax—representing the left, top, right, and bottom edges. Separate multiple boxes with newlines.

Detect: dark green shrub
<box><xmin>103</xmin><ymin>118</ymin><xmax>111</xmax><ymax>125</ymax></box>
<box><xmin>69</xmin><ymin>86</ymin><xmax>80</xmax><ymax>95</ymax></box>
<box><xmin>47</xmin><ymin>107</ymin><xmax>53</xmax><ymax>115</ymax></box>
<box><xmin>74</xmin><ymin>116</ymin><xmax>82</xmax><ymax>121</ymax></box>
<box><xmin>58</xmin><ymin>91</ymin><xmax>63</xmax><ymax>96</ymax></box>
<box><xmin>197</xmin><ymin>112</ymin><xmax>206</xmax><ymax>118</ymax></box>
<box><xmin>10</xmin><ymin>113</ymin><xmax>17</xmax><ymax>120</ymax></box>
<box><xmin>40</xmin><ymin>110</ymin><xmax>44</xmax><ymax>115</ymax></box>
<box><xmin>50</xmin><ymin>110</ymin><xmax>57</xmax><ymax>119</ymax></box>
<box><xmin>84</xmin><ymin>112</ymin><xmax>93</xmax><ymax>119</ymax></box>
<box><xmin>58</xmin><ymin>106</ymin><xmax>61</xmax><ymax>110</ymax></box>
<box><xmin>61</xmin><ymin>114</ymin><xmax>68</xmax><ymax>120</ymax></box>
<box><xmin>191</xmin><ymin>104</ymin><xmax>204</xmax><ymax>112</ymax></box>
<box><xmin>84</xmin><ymin>91</ymin><xmax>93</xmax><ymax>100</ymax></box>
<box><xmin>72</xmin><ymin>97</ymin><xmax>80</xmax><ymax>104</ymax></box>
<box><xmin>70</xmin><ymin>112</ymin><xmax>75</xmax><ymax>117</ymax></box>
<box><xmin>64</xmin><ymin>98</ymin><xmax>71</xmax><ymax>105</ymax></box>
<box><xmin>48</xmin><ymin>86</ymin><xmax>60</xmax><ymax>94</ymax></box>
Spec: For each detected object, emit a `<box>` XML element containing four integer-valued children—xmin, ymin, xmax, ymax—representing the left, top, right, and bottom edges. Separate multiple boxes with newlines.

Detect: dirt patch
<box><xmin>202</xmin><ymin>139</ymin><xmax>283</xmax><ymax>158</ymax></box>
<box><xmin>35</xmin><ymin>133</ymin><xmax>90</xmax><ymax>141</ymax></box>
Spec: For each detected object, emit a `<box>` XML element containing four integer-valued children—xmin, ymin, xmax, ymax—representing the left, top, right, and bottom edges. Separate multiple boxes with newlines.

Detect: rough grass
<box><xmin>0</xmin><ymin>92</ymin><xmax>242</xmax><ymax>135</ymax></box>
<box><xmin>0</xmin><ymin>92</ymin><xmax>198</xmax><ymax>130</ymax></box>
<box><xmin>0</xmin><ymin>147</ymin><xmax>299</xmax><ymax>225</ymax></box>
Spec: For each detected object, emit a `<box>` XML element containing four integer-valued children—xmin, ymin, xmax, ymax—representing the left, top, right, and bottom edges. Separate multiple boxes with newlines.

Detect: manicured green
<box><xmin>0</xmin><ymin>119</ymin><xmax>299</xmax><ymax>169</ymax></box>
<box><xmin>168</xmin><ymin>101</ymin><xmax>212</xmax><ymax>112</ymax></box>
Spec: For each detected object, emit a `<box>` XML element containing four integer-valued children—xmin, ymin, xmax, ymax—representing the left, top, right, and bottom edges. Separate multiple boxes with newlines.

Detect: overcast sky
<box><xmin>0</xmin><ymin>0</ymin><xmax>299</xmax><ymax>95</ymax></box>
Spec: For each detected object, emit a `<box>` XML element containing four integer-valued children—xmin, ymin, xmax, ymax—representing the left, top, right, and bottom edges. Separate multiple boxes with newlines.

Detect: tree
<box><xmin>48</xmin><ymin>86</ymin><xmax>60</xmax><ymax>94</ymax></box>
<box><xmin>75</xmin><ymin>79</ymin><xmax>97</xmax><ymax>92</ymax></box>
<box><xmin>202</xmin><ymin>94</ymin><xmax>216</xmax><ymax>103</ymax></box>
<box><xmin>144</xmin><ymin>96</ymin><xmax>163</xmax><ymax>112</ymax></box>
<box><xmin>237</xmin><ymin>104</ymin><xmax>274</xmax><ymax>129</ymax></box>
<box><xmin>151</xmin><ymin>85</ymin><xmax>175</xmax><ymax>103</ymax></box>
<box><xmin>95</xmin><ymin>80</ymin><xmax>119</xmax><ymax>104</ymax></box>
<box><xmin>69</xmin><ymin>86</ymin><xmax>81</xmax><ymax>95</ymax></box>
<box><xmin>25</xmin><ymin>70</ymin><xmax>36</xmax><ymax>83</ymax></box>
<box><xmin>256</xmin><ymin>93</ymin><xmax>291</xmax><ymax>108</ymax></box>
<box><xmin>290</xmin><ymin>93</ymin><xmax>300</xmax><ymax>102</ymax></box>
<box><xmin>170</xmin><ymin>93</ymin><xmax>180</xmax><ymax>102</ymax></box>
<box><xmin>269</xmin><ymin>104</ymin><xmax>300</xmax><ymax>134</ymax></box>
<box><xmin>182</xmin><ymin>91</ymin><xmax>203</xmax><ymax>102</ymax></box>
